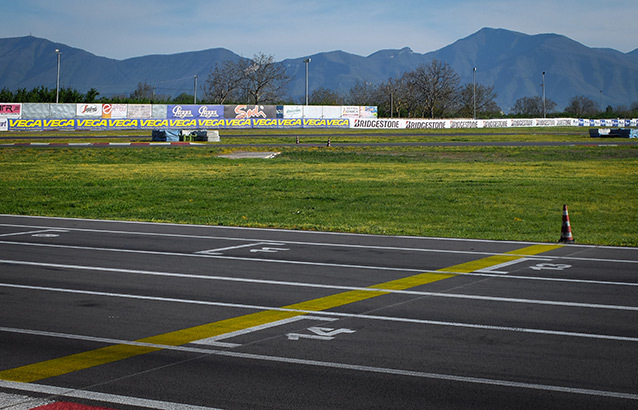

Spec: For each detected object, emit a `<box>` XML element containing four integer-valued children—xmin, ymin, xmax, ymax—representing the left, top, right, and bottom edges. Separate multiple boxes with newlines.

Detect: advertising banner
<box><xmin>128</xmin><ymin>104</ymin><xmax>152</xmax><ymax>119</ymax></box>
<box><xmin>303</xmin><ymin>106</ymin><xmax>323</xmax><ymax>119</ymax></box>
<box><xmin>102</xmin><ymin>104</ymin><xmax>127</xmax><ymax>119</ymax></box>
<box><xmin>8</xmin><ymin>118</ymin><xmax>44</xmax><ymax>131</ymax></box>
<box><xmin>252</xmin><ymin>118</ymin><xmax>304</xmax><ymax>128</ymax></box>
<box><xmin>225</xmin><ymin>105</ymin><xmax>277</xmax><ymax>119</ymax></box>
<box><xmin>283</xmin><ymin>105</ymin><xmax>303</xmax><ymax>119</ymax></box>
<box><xmin>322</xmin><ymin>106</ymin><xmax>341</xmax><ymax>119</ymax></box>
<box><xmin>42</xmin><ymin>119</ymin><xmax>77</xmax><ymax>130</ymax></box>
<box><xmin>341</xmin><ymin>106</ymin><xmax>360</xmax><ymax>118</ymax></box>
<box><xmin>361</xmin><ymin>106</ymin><xmax>378</xmax><ymax>118</ymax></box>
<box><xmin>303</xmin><ymin>118</ymin><xmax>350</xmax><ymax>128</ymax></box>
<box><xmin>351</xmin><ymin>118</ymin><xmax>402</xmax><ymax>129</ymax></box>
<box><xmin>0</xmin><ymin>103</ymin><xmax>22</xmax><ymax>118</ymax></box>
<box><xmin>167</xmin><ymin>105</ymin><xmax>224</xmax><ymax>120</ymax></box>
<box><xmin>0</xmin><ymin>118</ymin><xmax>8</xmax><ymax>131</ymax></box>
<box><xmin>76</xmin><ymin>104</ymin><xmax>102</xmax><ymax>117</ymax></box>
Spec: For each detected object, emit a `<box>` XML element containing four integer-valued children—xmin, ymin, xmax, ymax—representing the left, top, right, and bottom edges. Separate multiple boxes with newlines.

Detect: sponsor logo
<box><xmin>234</xmin><ymin>105</ymin><xmax>267</xmax><ymax>119</ymax></box>
<box><xmin>405</xmin><ymin>120</ymin><xmax>445</xmax><ymax>129</ymax></box>
<box><xmin>80</xmin><ymin>104</ymin><xmax>100</xmax><ymax>114</ymax></box>
<box><xmin>225</xmin><ymin>118</ymin><xmax>252</xmax><ymax>127</ymax></box>
<box><xmin>9</xmin><ymin>119</ymin><xmax>43</xmax><ymax>128</ymax></box>
<box><xmin>43</xmin><ymin>119</ymin><xmax>75</xmax><ymax>128</ymax></box>
<box><xmin>511</xmin><ymin>119</ymin><xmax>534</xmax><ymax>127</ymax></box>
<box><xmin>253</xmin><ymin>118</ymin><xmax>278</xmax><ymax>127</ymax></box>
<box><xmin>198</xmin><ymin>106</ymin><xmax>222</xmax><ymax>118</ymax></box>
<box><xmin>172</xmin><ymin>106</ymin><xmax>194</xmax><ymax>118</ymax></box>
<box><xmin>483</xmin><ymin>120</ymin><xmax>509</xmax><ymax>128</ymax></box>
<box><xmin>141</xmin><ymin>119</ymin><xmax>168</xmax><ymax>128</ymax></box>
<box><xmin>77</xmin><ymin>118</ymin><xmax>108</xmax><ymax>128</ymax></box>
<box><xmin>278</xmin><ymin>118</ymin><xmax>302</xmax><ymax>127</ymax></box>
<box><xmin>169</xmin><ymin>119</ymin><xmax>197</xmax><ymax>127</ymax></box>
<box><xmin>108</xmin><ymin>119</ymin><xmax>138</xmax><ymax>128</ymax></box>
<box><xmin>198</xmin><ymin>119</ymin><xmax>225</xmax><ymax>128</ymax></box>
<box><xmin>0</xmin><ymin>104</ymin><xmax>22</xmax><ymax>115</ymax></box>
<box><xmin>450</xmin><ymin>120</ymin><xmax>478</xmax><ymax>129</ymax></box>
<box><xmin>353</xmin><ymin>119</ymin><xmax>400</xmax><ymax>128</ymax></box>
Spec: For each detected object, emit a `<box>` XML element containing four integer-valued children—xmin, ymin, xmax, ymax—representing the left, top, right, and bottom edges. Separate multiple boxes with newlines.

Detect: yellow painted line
<box><xmin>0</xmin><ymin>243</ymin><xmax>561</xmax><ymax>383</ymax></box>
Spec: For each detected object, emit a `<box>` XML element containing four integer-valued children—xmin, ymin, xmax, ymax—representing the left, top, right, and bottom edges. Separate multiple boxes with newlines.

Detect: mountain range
<box><xmin>1</xmin><ymin>28</ymin><xmax>637</xmax><ymax>112</ymax></box>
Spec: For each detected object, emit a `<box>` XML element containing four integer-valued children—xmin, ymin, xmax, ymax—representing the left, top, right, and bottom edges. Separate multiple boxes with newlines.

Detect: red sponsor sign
<box><xmin>0</xmin><ymin>103</ymin><xmax>22</xmax><ymax>117</ymax></box>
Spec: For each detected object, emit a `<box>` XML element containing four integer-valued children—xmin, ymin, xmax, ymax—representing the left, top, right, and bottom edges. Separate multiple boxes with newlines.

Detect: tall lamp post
<box><xmin>541</xmin><ymin>71</ymin><xmax>546</xmax><ymax>118</ymax></box>
<box><xmin>303</xmin><ymin>58</ymin><xmax>311</xmax><ymax>105</ymax></box>
<box><xmin>194</xmin><ymin>75</ymin><xmax>198</xmax><ymax>104</ymax></box>
<box><xmin>55</xmin><ymin>49</ymin><xmax>62</xmax><ymax>103</ymax></box>
<box><xmin>472</xmin><ymin>67</ymin><xmax>477</xmax><ymax>120</ymax></box>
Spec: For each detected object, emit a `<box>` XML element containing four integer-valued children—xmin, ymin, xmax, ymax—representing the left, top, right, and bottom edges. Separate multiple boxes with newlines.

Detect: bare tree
<box><xmin>241</xmin><ymin>53</ymin><xmax>290</xmax><ymax>104</ymax></box>
<box><xmin>512</xmin><ymin>96</ymin><xmax>557</xmax><ymax>116</ymax></box>
<box><xmin>564</xmin><ymin>95</ymin><xmax>598</xmax><ymax>116</ymax></box>
<box><xmin>404</xmin><ymin>60</ymin><xmax>460</xmax><ymax>118</ymax></box>
<box><xmin>310</xmin><ymin>87</ymin><xmax>343</xmax><ymax>105</ymax></box>
<box><xmin>130</xmin><ymin>82</ymin><xmax>154</xmax><ymax>102</ymax></box>
<box><xmin>346</xmin><ymin>80</ymin><xmax>377</xmax><ymax>105</ymax></box>
<box><xmin>456</xmin><ymin>83</ymin><xmax>500</xmax><ymax>117</ymax></box>
<box><xmin>203</xmin><ymin>60</ymin><xmax>246</xmax><ymax>104</ymax></box>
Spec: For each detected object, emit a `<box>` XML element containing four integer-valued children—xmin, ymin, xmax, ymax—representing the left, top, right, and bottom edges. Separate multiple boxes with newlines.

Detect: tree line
<box><xmin>3</xmin><ymin>54</ymin><xmax>637</xmax><ymax>119</ymax></box>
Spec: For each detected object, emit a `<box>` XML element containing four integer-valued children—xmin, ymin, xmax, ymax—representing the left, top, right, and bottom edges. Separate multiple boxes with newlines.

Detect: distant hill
<box><xmin>1</xmin><ymin>28</ymin><xmax>637</xmax><ymax>112</ymax></box>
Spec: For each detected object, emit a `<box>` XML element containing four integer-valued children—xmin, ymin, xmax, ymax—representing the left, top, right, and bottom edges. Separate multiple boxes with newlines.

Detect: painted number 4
<box><xmin>530</xmin><ymin>263</ymin><xmax>572</xmax><ymax>271</ymax></box>
<box><xmin>287</xmin><ymin>327</ymin><xmax>356</xmax><ymax>341</ymax></box>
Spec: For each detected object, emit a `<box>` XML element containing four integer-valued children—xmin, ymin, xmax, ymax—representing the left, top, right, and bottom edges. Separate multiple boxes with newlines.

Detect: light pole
<box><xmin>194</xmin><ymin>75</ymin><xmax>198</xmax><ymax>104</ymax></box>
<box><xmin>55</xmin><ymin>49</ymin><xmax>62</xmax><ymax>103</ymax></box>
<box><xmin>541</xmin><ymin>71</ymin><xmax>546</xmax><ymax>118</ymax></box>
<box><xmin>303</xmin><ymin>58</ymin><xmax>311</xmax><ymax>105</ymax></box>
<box><xmin>472</xmin><ymin>67</ymin><xmax>477</xmax><ymax>120</ymax></box>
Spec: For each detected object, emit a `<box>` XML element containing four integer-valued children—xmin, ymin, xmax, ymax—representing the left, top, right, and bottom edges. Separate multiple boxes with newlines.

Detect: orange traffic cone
<box><xmin>558</xmin><ymin>204</ymin><xmax>574</xmax><ymax>243</ymax></box>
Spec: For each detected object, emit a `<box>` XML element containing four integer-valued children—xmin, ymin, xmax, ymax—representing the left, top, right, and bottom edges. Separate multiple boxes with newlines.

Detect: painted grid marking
<box><xmin>0</xmin><ymin>244</ymin><xmax>561</xmax><ymax>383</ymax></box>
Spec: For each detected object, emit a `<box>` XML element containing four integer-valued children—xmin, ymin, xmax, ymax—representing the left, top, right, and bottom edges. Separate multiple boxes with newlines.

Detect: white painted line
<box><xmin>2</xmin><ymin>259</ymin><xmax>637</xmax><ymax>300</ymax></box>
<box><xmin>6</xmin><ymin>213</ymin><xmax>637</xmax><ymax>251</ymax></box>
<box><xmin>3</xmin><ymin>280</ymin><xmax>638</xmax><ymax>323</ymax></box>
<box><xmin>3</xmin><ymin>241</ymin><xmax>638</xmax><ymax>287</ymax></box>
<box><xmin>0</xmin><ymin>229</ymin><xmax>67</xmax><ymax>238</ymax></box>
<box><xmin>1</xmin><ymin>221</ymin><xmax>637</xmax><ymax>264</ymax></box>
<box><xmin>0</xmin><ymin>334</ymin><xmax>636</xmax><ymax>402</ymax></box>
<box><xmin>0</xmin><ymin>392</ymin><xmax>53</xmax><ymax>410</ymax></box>
<box><xmin>197</xmin><ymin>242</ymin><xmax>284</xmax><ymax>255</ymax></box>
<box><xmin>0</xmin><ymin>240</ymin><xmax>429</xmax><ymax>273</ymax></box>
<box><xmin>0</xmin><ymin>380</ymin><xmax>220</xmax><ymax>410</ymax></box>
<box><xmin>15</xmin><ymin>281</ymin><xmax>638</xmax><ymax>311</ymax></box>
<box><xmin>191</xmin><ymin>315</ymin><xmax>336</xmax><ymax>347</ymax></box>
<box><xmin>474</xmin><ymin>258</ymin><xmax>545</xmax><ymax>274</ymax></box>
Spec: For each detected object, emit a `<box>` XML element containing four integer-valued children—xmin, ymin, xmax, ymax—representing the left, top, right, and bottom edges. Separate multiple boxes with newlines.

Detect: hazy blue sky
<box><xmin>2</xmin><ymin>0</ymin><xmax>636</xmax><ymax>59</ymax></box>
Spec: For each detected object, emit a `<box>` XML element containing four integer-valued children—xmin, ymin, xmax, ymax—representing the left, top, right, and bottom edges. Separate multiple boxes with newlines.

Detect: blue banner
<box><xmin>167</xmin><ymin>105</ymin><xmax>224</xmax><ymax>120</ymax></box>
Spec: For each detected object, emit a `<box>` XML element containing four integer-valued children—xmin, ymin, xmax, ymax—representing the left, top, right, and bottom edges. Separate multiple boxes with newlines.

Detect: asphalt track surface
<box><xmin>0</xmin><ymin>215</ymin><xmax>637</xmax><ymax>409</ymax></box>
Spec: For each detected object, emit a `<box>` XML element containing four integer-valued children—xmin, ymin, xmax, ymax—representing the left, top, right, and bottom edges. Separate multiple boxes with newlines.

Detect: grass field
<box><xmin>1</xmin><ymin>128</ymin><xmax>637</xmax><ymax>246</ymax></box>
